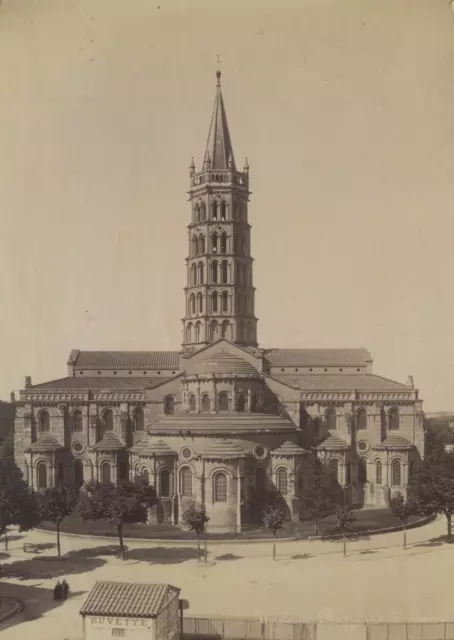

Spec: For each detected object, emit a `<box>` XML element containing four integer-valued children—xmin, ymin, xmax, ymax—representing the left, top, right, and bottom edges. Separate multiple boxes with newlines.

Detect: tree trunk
<box><xmin>314</xmin><ymin>517</ymin><xmax>319</xmax><ymax>537</ymax></box>
<box><xmin>57</xmin><ymin>522</ymin><xmax>61</xmax><ymax>557</ymax></box>
<box><xmin>342</xmin><ymin>531</ymin><xmax>346</xmax><ymax>557</ymax></box>
<box><xmin>272</xmin><ymin>542</ymin><xmax>276</xmax><ymax>560</ymax></box>
<box><xmin>403</xmin><ymin>524</ymin><xmax>407</xmax><ymax>551</ymax></box>
<box><xmin>447</xmin><ymin>515</ymin><xmax>452</xmax><ymax>541</ymax></box>
<box><xmin>4</xmin><ymin>528</ymin><xmax>8</xmax><ymax>552</ymax></box>
<box><xmin>117</xmin><ymin>525</ymin><xmax>126</xmax><ymax>560</ymax></box>
<box><xmin>204</xmin><ymin>537</ymin><xmax>207</xmax><ymax>564</ymax></box>
<box><xmin>197</xmin><ymin>535</ymin><xmax>201</xmax><ymax>561</ymax></box>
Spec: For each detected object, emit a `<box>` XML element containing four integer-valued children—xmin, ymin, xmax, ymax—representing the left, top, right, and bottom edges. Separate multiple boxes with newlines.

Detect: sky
<box><xmin>0</xmin><ymin>0</ymin><xmax>453</xmax><ymax>412</ymax></box>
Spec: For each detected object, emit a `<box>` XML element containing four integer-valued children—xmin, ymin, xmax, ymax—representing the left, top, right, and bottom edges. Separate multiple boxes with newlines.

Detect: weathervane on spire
<box><xmin>216</xmin><ymin>54</ymin><xmax>222</xmax><ymax>85</ymax></box>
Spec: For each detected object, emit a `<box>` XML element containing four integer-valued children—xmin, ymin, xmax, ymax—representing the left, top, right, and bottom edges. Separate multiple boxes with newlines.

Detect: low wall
<box><xmin>183</xmin><ymin>617</ymin><xmax>454</xmax><ymax>640</ymax></box>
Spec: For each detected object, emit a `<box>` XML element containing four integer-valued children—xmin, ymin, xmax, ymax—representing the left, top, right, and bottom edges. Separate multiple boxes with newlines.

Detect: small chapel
<box><xmin>13</xmin><ymin>71</ymin><xmax>424</xmax><ymax>533</ymax></box>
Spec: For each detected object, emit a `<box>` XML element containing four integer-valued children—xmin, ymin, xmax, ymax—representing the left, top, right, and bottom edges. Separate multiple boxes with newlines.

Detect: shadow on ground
<box><xmin>0</xmin><ymin>546</ymin><xmax>108</xmax><ymax>580</ymax></box>
<box><xmin>214</xmin><ymin>553</ymin><xmax>243</xmax><ymax>561</ymax></box>
<box><xmin>126</xmin><ymin>547</ymin><xmax>200</xmax><ymax>564</ymax></box>
<box><xmin>414</xmin><ymin>535</ymin><xmax>454</xmax><ymax>548</ymax></box>
<box><xmin>291</xmin><ymin>553</ymin><xmax>311</xmax><ymax>560</ymax></box>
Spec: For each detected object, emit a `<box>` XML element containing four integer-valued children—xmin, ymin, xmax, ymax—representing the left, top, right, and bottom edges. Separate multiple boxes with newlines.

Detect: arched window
<box><xmin>190</xmin><ymin>294</ymin><xmax>196</xmax><ymax>316</ymax></box>
<box><xmin>191</xmin><ymin>236</ymin><xmax>198</xmax><ymax>257</ymax></box>
<box><xmin>218</xmin><ymin>391</ymin><xmax>229</xmax><ymax>412</ymax></box>
<box><xmin>103</xmin><ymin>409</ymin><xmax>114</xmax><ymax>432</ymax></box>
<box><xmin>160</xmin><ymin>468</ymin><xmax>170</xmax><ymax>497</ymax></box>
<box><xmin>212</xmin><ymin>291</ymin><xmax>218</xmax><ymax>313</ymax></box>
<box><xmin>388</xmin><ymin>407</ymin><xmax>400</xmax><ymax>431</ymax></box>
<box><xmin>211</xmin><ymin>260</ymin><xmax>218</xmax><ymax>283</ymax></box>
<box><xmin>237</xmin><ymin>393</ymin><xmax>246</xmax><ymax>413</ymax></box>
<box><xmin>213</xmin><ymin>472</ymin><xmax>227</xmax><ymax>502</ymax></box>
<box><xmin>188</xmin><ymin>394</ymin><xmax>196</xmax><ymax>412</ymax></box>
<box><xmin>142</xmin><ymin>468</ymin><xmax>150</xmax><ymax>485</ymax></box>
<box><xmin>256</xmin><ymin>467</ymin><xmax>267</xmax><ymax>493</ymax></box>
<box><xmin>221</xmin><ymin>260</ymin><xmax>228</xmax><ymax>284</ymax></box>
<box><xmin>220</xmin><ymin>233</ymin><xmax>227</xmax><ymax>253</ymax></box>
<box><xmin>356</xmin><ymin>407</ymin><xmax>368</xmax><ymax>431</ymax></box>
<box><xmin>375</xmin><ymin>460</ymin><xmax>382</xmax><ymax>485</ymax></box>
<box><xmin>197</xmin><ymin>292</ymin><xmax>203</xmax><ymax>314</ymax></box>
<box><xmin>180</xmin><ymin>467</ymin><xmax>192</xmax><ymax>497</ymax></box>
<box><xmin>238</xmin><ymin>264</ymin><xmax>243</xmax><ymax>284</ymax></box>
<box><xmin>391</xmin><ymin>460</ymin><xmax>401</xmax><ymax>487</ymax></box>
<box><xmin>198</xmin><ymin>235</ymin><xmax>206</xmax><ymax>255</ymax></box>
<box><xmin>325</xmin><ymin>407</ymin><xmax>337</xmax><ymax>431</ymax></box>
<box><xmin>194</xmin><ymin>204</ymin><xmax>200</xmax><ymax>222</ymax></box>
<box><xmin>133</xmin><ymin>407</ymin><xmax>144</xmax><ymax>431</ymax></box>
<box><xmin>72</xmin><ymin>410</ymin><xmax>83</xmax><ymax>433</ymax></box>
<box><xmin>200</xmin><ymin>202</ymin><xmax>206</xmax><ymax>221</ymax></box>
<box><xmin>329</xmin><ymin>458</ymin><xmax>339</xmax><ymax>482</ymax></box>
<box><xmin>211</xmin><ymin>232</ymin><xmax>218</xmax><ymax>254</ymax></box>
<box><xmin>358</xmin><ymin>458</ymin><xmax>368</xmax><ymax>484</ymax></box>
<box><xmin>195</xmin><ymin>321</ymin><xmax>201</xmax><ymax>342</ymax></box>
<box><xmin>134</xmin><ymin>463</ymin><xmax>141</xmax><ymax>480</ymax></box>
<box><xmin>276</xmin><ymin>468</ymin><xmax>288</xmax><ymax>495</ymax></box>
<box><xmin>198</xmin><ymin>262</ymin><xmax>204</xmax><ymax>285</ymax></box>
<box><xmin>220</xmin><ymin>201</ymin><xmax>227</xmax><ymax>220</ymax></box>
<box><xmin>212</xmin><ymin>201</ymin><xmax>218</xmax><ymax>220</ymax></box>
<box><xmin>242</xmin><ymin>293</ymin><xmax>248</xmax><ymax>314</ymax></box>
<box><xmin>202</xmin><ymin>394</ymin><xmax>211</xmax><ymax>413</ymax></box>
<box><xmin>210</xmin><ymin>320</ymin><xmax>218</xmax><ymax>341</ymax></box>
<box><xmin>222</xmin><ymin>291</ymin><xmax>228</xmax><ymax>313</ymax></box>
<box><xmin>190</xmin><ymin>263</ymin><xmax>197</xmax><ymax>286</ymax></box>
<box><xmin>164</xmin><ymin>396</ymin><xmax>176</xmax><ymax>415</ymax></box>
<box><xmin>39</xmin><ymin>410</ymin><xmax>50</xmax><ymax>433</ymax></box>
<box><xmin>221</xmin><ymin>320</ymin><xmax>230</xmax><ymax>339</ymax></box>
<box><xmin>186</xmin><ymin>323</ymin><xmax>193</xmax><ymax>343</ymax></box>
<box><xmin>101</xmin><ymin>462</ymin><xmax>111</xmax><ymax>485</ymax></box>
<box><xmin>74</xmin><ymin>459</ymin><xmax>84</xmax><ymax>487</ymax></box>
<box><xmin>37</xmin><ymin>462</ymin><xmax>47</xmax><ymax>489</ymax></box>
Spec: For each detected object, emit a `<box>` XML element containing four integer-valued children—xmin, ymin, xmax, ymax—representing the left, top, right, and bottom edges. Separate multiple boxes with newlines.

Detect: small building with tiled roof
<box><xmin>80</xmin><ymin>581</ymin><xmax>181</xmax><ymax>640</ymax></box>
<box><xmin>14</xmin><ymin>71</ymin><xmax>424</xmax><ymax>529</ymax></box>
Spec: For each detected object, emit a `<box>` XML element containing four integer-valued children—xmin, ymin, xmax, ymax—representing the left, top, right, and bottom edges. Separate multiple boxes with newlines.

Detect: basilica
<box><xmin>14</xmin><ymin>71</ymin><xmax>424</xmax><ymax>533</ymax></box>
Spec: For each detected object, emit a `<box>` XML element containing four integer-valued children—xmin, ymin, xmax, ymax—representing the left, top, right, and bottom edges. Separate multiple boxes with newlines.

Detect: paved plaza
<box><xmin>0</xmin><ymin>517</ymin><xmax>453</xmax><ymax>639</ymax></box>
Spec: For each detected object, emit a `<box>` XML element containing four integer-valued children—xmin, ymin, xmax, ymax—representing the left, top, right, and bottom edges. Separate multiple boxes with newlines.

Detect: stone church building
<box><xmin>14</xmin><ymin>71</ymin><xmax>424</xmax><ymax>533</ymax></box>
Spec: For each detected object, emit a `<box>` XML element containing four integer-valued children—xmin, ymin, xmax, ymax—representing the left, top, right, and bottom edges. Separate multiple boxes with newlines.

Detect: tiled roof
<box><xmin>374</xmin><ymin>435</ymin><xmax>415</xmax><ymax>450</ymax></box>
<box><xmin>25</xmin><ymin>435</ymin><xmax>64</xmax><ymax>453</ymax></box>
<box><xmin>80</xmin><ymin>581</ymin><xmax>180</xmax><ymax>618</ymax></box>
<box><xmin>150</xmin><ymin>413</ymin><xmax>296</xmax><ymax>435</ymax></box>
<box><xmin>72</xmin><ymin>351</ymin><xmax>180</xmax><ymax>370</ymax></box>
<box><xmin>264</xmin><ymin>348</ymin><xmax>372</xmax><ymax>367</ymax></box>
<box><xmin>270</xmin><ymin>440</ymin><xmax>307</xmax><ymax>457</ymax></box>
<box><xmin>129</xmin><ymin>436</ymin><xmax>177</xmax><ymax>457</ymax></box>
<box><xmin>316</xmin><ymin>432</ymin><xmax>350</xmax><ymax>450</ymax></box>
<box><xmin>199</xmin><ymin>439</ymin><xmax>246</xmax><ymax>459</ymax></box>
<box><xmin>193</xmin><ymin>352</ymin><xmax>258</xmax><ymax>376</ymax></box>
<box><xmin>272</xmin><ymin>373</ymin><xmax>412</xmax><ymax>392</ymax></box>
<box><xmin>90</xmin><ymin>432</ymin><xmax>125</xmax><ymax>452</ymax></box>
<box><xmin>29</xmin><ymin>377</ymin><xmax>168</xmax><ymax>391</ymax></box>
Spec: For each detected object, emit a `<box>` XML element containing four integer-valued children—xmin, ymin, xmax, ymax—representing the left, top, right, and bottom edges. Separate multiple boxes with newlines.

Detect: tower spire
<box><xmin>204</xmin><ymin>67</ymin><xmax>236</xmax><ymax>171</ymax></box>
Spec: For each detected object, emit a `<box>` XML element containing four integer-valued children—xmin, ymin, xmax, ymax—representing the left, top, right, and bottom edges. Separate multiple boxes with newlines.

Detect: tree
<box><xmin>0</xmin><ymin>459</ymin><xmax>40</xmax><ymax>550</ymax></box>
<box><xmin>301</xmin><ymin>459</ymin><xmax>343</xmax><ymax>536</ymax></box>
<box><xmin>263</xmin><ymin>505</ymin><xmax>284</xmax><ymax>559</ymax></box>
<box><xmin>182</xmin><ymin>503</ymin><xmax>210</xmax><ymax>561</ymax></box>
<box><xmin>412</xmin><ymin>451</ymin><xmax>454</xmax><ymax>540</ymax></box>
<box><xmin>77</xmin><ymin>480</ymin><xmax>157</xmax><ymax>560</ymax></box>
<box><xmin>37</xmin><ymin>484</ymin><xmax>80</xmax><ymax>557</ymax></box>
<box><xmin>389</xmin><ymin>493</ymin><xmax>417</xmax><ymax>550</ymax></box>
<box><xmin>337</xmin><ymin>507</ymin><xmax>356</xmax><ymax>557</ymax></box>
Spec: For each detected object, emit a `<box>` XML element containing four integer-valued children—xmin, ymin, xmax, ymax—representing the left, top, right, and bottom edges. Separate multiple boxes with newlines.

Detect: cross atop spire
<box><xmin>204</xmin><ymin>67</ymin><xmax>236</xmax><ymax>171</ymax></box>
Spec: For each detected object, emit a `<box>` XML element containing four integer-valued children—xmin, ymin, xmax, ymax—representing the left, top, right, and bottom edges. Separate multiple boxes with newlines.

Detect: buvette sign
<box><xmin>90</xmin><ymin>617</ymin><xmax>151</xmax><ymax>628</ymax></box>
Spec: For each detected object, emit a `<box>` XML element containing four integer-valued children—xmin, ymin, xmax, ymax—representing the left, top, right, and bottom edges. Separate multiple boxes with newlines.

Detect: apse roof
<box><xmin>374</xmin><ymin>435</ymin><xmax>415</xmax><ymax>450</ymax></box>
<box><xmin>129</xmin><ymin>436</ymin><xmax>177</xmax><ymax>457</ymax></box>
<box><xmin>199</xmin><ymin>438</ymin><xmax>246</xmax><ymax>459</ymax></box>
<box><xmin>270</xmin><ymin>441</ymin><xmax>307</xmax><ymax>456</ymax></box>
<box><xmin>25</xmin><ymin>435</ymin><xmax>64</xmax><ymax>453</ymax></box>
<box><xmin>90</xmin><ymin>432</ymin><xmax>125</xmax><ymax>452</ymax></box>
<box><xmin>316</xmin><ymin>432</ymin><xmax>350</xmax><ymax>450</ymax></box>
<box><xmin>193</xmin><ymin>352</ymin><xmax>259</xmax><ymax>376</ymax></box>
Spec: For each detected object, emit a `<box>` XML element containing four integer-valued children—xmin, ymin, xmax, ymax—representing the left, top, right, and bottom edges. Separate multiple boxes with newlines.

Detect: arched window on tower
<box><xmin>211</xmin><ymin>232</ymin><xmax>218</xmax><ymax>254</ymax></box>
<box><xmin>191</xmin><ymin>236</ymin><xmax>198</xmax><ymax>257</ymax></box>
<box><xmin>189</xmin><ymin>294</ymin><xmax>196</xmax><ymax>316</ymax></box>
<box><xmin>212</xmin><ymin>291</ymin><xmax>218</xmax><ymax>313</ymax></box>
<box><xmin>197</xmin><ymin>292</ymin><xmax>203</xmax><ymax>314</ymax></box>
<box><xmin>242</xmin><ymin>293</ymin><xmax>248</xmax><ymax>314</ymax></box>
<box><xmin>221</xmin><ymin>320</ymin><xmax>230</xmax><ymax>339</ymax></box>
<box><xmin>214</xmin><ymin>472</ymin><xmax>227</xmax><ymax>502</ymax></box>
<box><xmin>237</xmin><ymin>393</ymin><xmax>246</xmax><ymax>413</ymax></box>
<box><xmin>164</xmin><ymin>396</ymin><xmax>176</xmax><ymax>415</ymax></box>
<box><xmin>195</xmin><ymin>321</ymin><xmax>201</xmax><ymax>342</ymax></box>
<box><xmin>238</xmin><ymin>264</ymin><xmax>243</xmax><ymax>285</ymax></box>
<box><xmin>200</xmin><ymin>202</ymin><xmax>206</xmax><ymax>221</ymax></box>
<box><xmin>133</xmin><ymin>407</ymin><xmax>144</xmax><ymax>431</ymax></box>
<box><xmin>218</xmin><ymin>391</ymin><xmax>229</xmax><ymax>412</ymax></box>
<box><xmin>222</xmin><ymin>291</ymin><xmax>228</xmax><ymax>313</ymax></box>
<box><xmin>198</xmin><ymin>262</ymin><xmax>204</xmax><ymax>285</ymax></box>
<box><xmin>186</xmin><ymin>323</ymin><xmax>193</xmax><ymax>343</ymax></box>
<box><xmin>211</xmin><ymin>260</ymin><xmax>218</xmax><ymax>284</ymax></box>
<box><xmin>190</xmin><ymin>263</ymin><xmax>197</xmax><ymax>286</ymax></box>
<box><xmin>221</xmin><ymin>260</ymin><xmax>228</xmax><ymax>284</ymax></box>
<box><xmin>220</xmin><ymin>201</ymin><xmax>227</xmax><ymax>220</ymax></box>
<box><xmin>212</xmin><ymin>201</ymin><xmax>218</xmax><ymax>220</ymax></box>
<box><xmin>391</xmin><ymin>459</ymin><xmax>402</xmax><ymax>486</ymax></box>
<box><xmin>210</xmin><ymin>320</ymin><xmax>219</xmax><ymax>341</ymax></box>
<box><xmin>220</xmin><ymin>233</ymin><xmax>227</xmax><ymax>254</ymax></box>
<box><xmin>325</xmin><ymin>407</ymin><xmax>337</xmax><ymax>431</ymax></box>
<box><xmin>198</xmin><ymin>235</ymin><xmax>206</xmax><ymax>255</ymax></box>
<box><xmin>276</xmin><ymin>468</ymin><xmax>288</xmax><ymax>495</ymax></box>
<box><xmin>39</xmin><ymin>410</ymin><xmax>50</xmax><ymax>433</ymax></box>
<box><xmin>194</xmin><ymin>204</ymin><xmax>200</xmax><ymax>222</ymax></box>
<box><xmin>202</xmin><ymin>394</ymin><xmax>211</xmax><ymax>413</ymax></box>
<box><xmin>388</xmin><ymin>407</ymin><xmax>400</xmax><ymax>431</ymax></box>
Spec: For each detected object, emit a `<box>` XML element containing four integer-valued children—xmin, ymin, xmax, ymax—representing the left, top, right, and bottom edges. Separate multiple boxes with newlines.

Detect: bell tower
<box><xmin>182</xmin><ymin>70</ymin><xmax>258</xmax><ymax>350</ymax></box>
